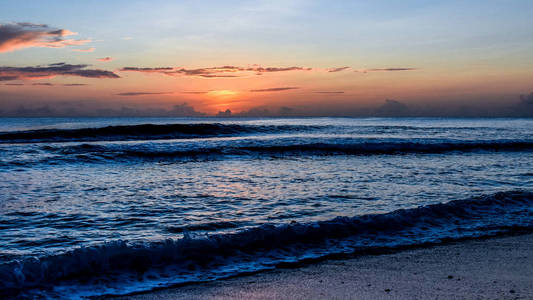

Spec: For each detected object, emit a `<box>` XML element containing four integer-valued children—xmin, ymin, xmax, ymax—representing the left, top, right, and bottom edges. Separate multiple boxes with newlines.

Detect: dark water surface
<box><xmin>0</xmin><ymin>117</ymin><xmax>532</xmax><ymax>298</ymax></box>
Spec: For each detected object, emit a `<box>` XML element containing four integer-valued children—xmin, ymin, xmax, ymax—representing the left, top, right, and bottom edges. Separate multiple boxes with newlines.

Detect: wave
<box><xmin>43</xmin><ymin>139</ymin><xmax>533</xmax><ymax>162</ymax></box>
<box><xmin>0</xmin><ymin>123</ymin><xmax>322</xmax><ymax>143</ymax></box>
<box><xmin>166</xmin><ymin>221</ymin><xmax>247</xmax><ymax>233</ymax></box>
<box><xmin>1</xmin><ymin>190</ymin><xmax>532</xmax><ymax>299</ymax></box>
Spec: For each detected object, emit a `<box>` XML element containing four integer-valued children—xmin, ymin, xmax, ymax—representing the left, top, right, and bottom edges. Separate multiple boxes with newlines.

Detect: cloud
<box><xmin>328</xmin><ymin>67</ymin><xmax>350</xmax><ymax>72</ymax></box>
<box><xmin>72</xmin><ymin>47</ymin><xmax>95</xmax><ymax>52</ymax></box>
<box><xmin>180</xmin><ymin>91</ymin><xmax>209</xmax><ymax>94</ymax></box>
<box><xmin>235</xmin><ymin>106</ymin><xmax>297</xmax><ymax>117</ymax></box>
<box><xmin>237</xmin><ymin>107</ymin><xmax>270</xmax><ymax>117</ymax></box>
<box><xmin>1</xmin><ymin>102</ymin><xmax>206</xmax><ymax>117</ymax></box>
<box><xmin>314</xmin><ymin>91</ymin><xmax>344</xmax><ymax>94</ymax></box>
<box><xmin>63</xmin><ymin>83</ymin><xmax>88</xmax><ymax>86</ymax></box>
<box><xmin>97</xmin><ymin>57</ymin><xmax>113</xmax><ymax>62</ymax></box>
<box><xmin>0</xmin><ymin>22</ymin><xmax>90</xmax><ymax>53</ymax></box>
<box><xmin>32</xmin><ymin>82</ymin><xmax>53</xmax><ymax>86</ymax></box>
<box><xmin>278</xmin><ymin>106</ymin><xmax>295</xmax><ymax>115</ymax></box>
<box><xmin>374</xmin><ymin>99</ymin><xmax>410</xmax><ymax>116</ymax></box>
<box><xmin>520</xmin><ymin>93</ymin><xmax>533</xmax><ymax>105</ymax></box>
<box><xmin>116</xmin><ymin>91</ymin><xmax>172</xmax><ymax>96</ymax></box>
<box><xmin>356</xmin><ymin>68</ymin><xmax>417</xmax><ymax>73</ymax></box>
<box><xmin>0</xmin><ymin>62</ymin><xmax>120</xmax><ymax>81</ymax></box>
<box><xmin>216</xmin><ymin>109</ymin><xmax>232</xmax><ymax>117</ymax></box>
<box><xmin>3</xmin><ymin>83</ymin><xmax>24</xmax><ymax>86</ymax></box>
<box><xmin>15</xmin><ymin>105</ymin><xmax>54</xmax><ymax>117</ymax></box>
<box><xmin>119</xmin><ymin>65</ymin><xmax>312</xmax><ymax>78</ymax></box>
<box><xmin>166</xmin><ymin>103</ymin><xmax>205</xmax><ymax>117</ymax></box>
<box><xmin>249</xmin><ymin>66</ymin><xmax>311</xmax><ymax>73</ymax></box>
<box><xmin>249</xmin><ymin>87</ymin><xmax>299</xmax><ymax>92</ymax></box>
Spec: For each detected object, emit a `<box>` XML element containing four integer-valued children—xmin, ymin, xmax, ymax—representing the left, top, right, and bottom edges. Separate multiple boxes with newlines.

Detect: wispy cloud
<box><xmin>355</xmin><ymin>67</ymin><xmax>417</xmax><ymax>73</ymax></box>
<box><xmin>249</xmin><ymin>87</ymin><xmax>299</xmax><ymax>92</ymax></box>
<box><xmin>116</xmin><ymin>91</ymin><xmax>172</xmax><ymax>96</ymax></box>
<box><xmin>328</xmin><ymin>67</ymin><xmax>350</xmax><ymax>73</ymax></box>
<box><xmin>0</xmin><ymin>62</ymin><xmax>120</xmax><ymax>81</ymax></box>
<box><xmin>63</xmin><ymin>83</ymin><xmax>88</xmax><ymax>86</ymax></box>
<box><xmin>3</xmin><ymin>83</ymin><xmax>24</xmax><ymax>86</ymax></box>
<box><xmin>119</xmin><ymin>65</ymin><xmax>312</xmax><ymax>78</ymax></box>
<box><xmin>97</xmin><ymin>57</ymin><xmax>113</xmax><ymax>62</ymax></box>
<box><xmin>72</xmin><ymin>47</ymin><xmax>95</xmax><ymax>52</ymax></box>
<box><xmin>314</xmin><ymin>91</ymin><xmax>345</xmax><ymax>94</ymax></box>
<box><xmin>0</xmin><ymin>22</ymin><xmax>90</xmax><ymax>53</ymax></box>
<box><xmin>180</xmin><ymin>91</ymin><xmax>209</xmax><ymax>94</ymax></box>
<box><xmin>32</xmin><ymin>82</ymin><xmax>54</xmax><ymax>86</ymax></box>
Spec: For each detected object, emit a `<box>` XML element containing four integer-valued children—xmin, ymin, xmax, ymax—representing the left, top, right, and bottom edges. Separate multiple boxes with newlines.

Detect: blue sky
<box><xmin>1</xmin><ymin>0</ymin><xmax>532</xmax><ymax>116</ymax></box>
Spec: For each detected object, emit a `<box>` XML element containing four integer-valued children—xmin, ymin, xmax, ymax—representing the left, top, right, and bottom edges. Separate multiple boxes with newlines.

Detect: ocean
<box><xmin>0</xmin><ymin>117</ymin><xmax>532</xmax><ymax>299</ymax></box>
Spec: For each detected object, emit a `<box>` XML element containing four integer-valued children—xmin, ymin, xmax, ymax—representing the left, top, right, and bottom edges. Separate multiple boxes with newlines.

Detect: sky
<box><xmin>1</xmin><ymin>0</ymin><xmax>533</xmax><ymax>117</ymax></box>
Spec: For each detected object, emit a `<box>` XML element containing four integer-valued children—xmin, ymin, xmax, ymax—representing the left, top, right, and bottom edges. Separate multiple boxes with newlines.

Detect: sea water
<box><xmin>0</xmin><ymin>117</ymin><xmax>532</xmax><ymax>298</ymax></box>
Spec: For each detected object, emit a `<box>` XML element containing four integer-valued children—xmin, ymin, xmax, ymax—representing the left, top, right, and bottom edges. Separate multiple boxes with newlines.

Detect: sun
<box><xmin>207</xmin><ymin>90</ymin><xmax>239</xmax><ymax>98</ymax></box>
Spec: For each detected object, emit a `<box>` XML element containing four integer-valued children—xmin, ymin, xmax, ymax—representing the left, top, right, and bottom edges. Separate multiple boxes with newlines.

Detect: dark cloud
<box><xmin>32</xmin><ymin>82</ymin><xmax>53</xmax><ymax>86</ymax></box>
<box><xmin>97</xmin><ymin>57</ymin><xmax>113</xmax><ymax>62</ymax></box>
<box><xmin>237</xmin><ymin>107</ymin><xmax>270</xmax><ymax>117</ymax></box>
<box><xmin>119</xmin><ymin>65</ymin><xmax>312</xmax><ymax>78</ymax></box>
<box><xmin>166</xmin><ymin>103</ymin><xmax>205</xmax><ymax>117</ymax></box>
<box><xmin>374</xmin><ymin>99</ymin><xmax>410</xmax><ymax>116</ymax></box>
<box><xmin>356</xmin><ymin>68</ymin><xmax>417</xmax><ymax>73</ymax></box>
<box><xmin>3</xmin><ymin>83</ymin><xmax>24</xmax><ymax>86</ymax></box>
<box><xmin>314</xmin><ymin>91</ymin><xmax>345</xmax><ymax>94</ymax></box>
<box><xmin>520</xmin><ymin>93</ymin><xmax>533</xmax><ymax>105</ymax></box>
<box><xmin>0</xmin><ymin>76</ymin><xmax>18</xmax><ymax>81</ymax></box>
<box><xmin>235</xmin><ymin>106</ymin><xmax>297</xmax><ymax>117</ymax></box>
<box><xmin>278</xmin><ymin>106</ymin><xmax>296</xmax><ymax>116</ymax></box>
<box><xmin>0</xmin><ymin>22</ymin><xmax>90</xmax><ymax>52</ymax></box>
<box><xmin>116</xmin><ymin>91</ymin><xmax>172</xmax><ymax>96</ymax></box>
<box><xmin>120</xmin><ymin>67</ymin><xmax>174</xmax><ymax>72</ymax></box>
<box><xmin>1</xmin><ymin>102</ymin><xmax>205</xmax><ymax>117</ymax></box>
<box><xmin>249</xmin><ymin>87</ymin><xmax>299</xmax><ymax>92</ymax></box>
<box><xmin>0</xmin><ymin>63</ymin><xmax>120</xmax><ymax>81</ymax></box>
<box><xmin>12</xmin><ymin>105</ymin><xmax>54</xmax><ymax>117</ymax></box>
<box><xmin>328</xmin><ymin>67</ymin><xmax>350</xmax><ymax>72</ymax></box>
<box><xmin>249</xmin><ymin>66</ymin><xmax>311</xmax><ymax>73</ymax></box>
<box><xmin>216</xmin><ymin>109</ymin><xmax>232</xmax><ymax>117</ymax></box>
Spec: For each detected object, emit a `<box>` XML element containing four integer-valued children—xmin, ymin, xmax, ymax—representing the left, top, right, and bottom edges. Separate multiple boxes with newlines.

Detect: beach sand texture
<box><xmin>113</xmin><ymin>234</ymin><xmax>533</xmax><ymax>300</ymax></box>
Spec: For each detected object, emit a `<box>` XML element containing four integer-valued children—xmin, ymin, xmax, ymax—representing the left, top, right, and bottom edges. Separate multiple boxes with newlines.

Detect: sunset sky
<box><xmin>1</xmin><ymin>0</ymin><xmax>533</xmax><ymax>117</ymax></box>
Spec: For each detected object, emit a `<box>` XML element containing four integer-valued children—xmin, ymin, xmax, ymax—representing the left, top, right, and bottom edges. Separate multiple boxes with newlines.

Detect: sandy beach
<box><xmin>110</xmin><ymin>234</ymin><xmax>533</xmax><ymax>300</ymax></box>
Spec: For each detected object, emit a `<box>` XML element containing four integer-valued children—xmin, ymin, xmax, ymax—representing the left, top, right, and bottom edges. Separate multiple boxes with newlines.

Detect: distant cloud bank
<box><xmin>0</xmin><ymin>22</ymin><xmax>90</xmax><ymax>53</ymax></box>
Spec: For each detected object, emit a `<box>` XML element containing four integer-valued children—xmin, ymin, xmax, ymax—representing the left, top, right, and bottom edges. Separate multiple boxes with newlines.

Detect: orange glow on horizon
<box><xmin>207</xmin><ymin>90</ymin><xmax>239</xmax><ymax>98</ymax></box>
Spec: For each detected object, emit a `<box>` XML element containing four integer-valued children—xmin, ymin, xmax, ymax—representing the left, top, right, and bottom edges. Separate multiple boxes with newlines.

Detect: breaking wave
<box><xmin>0</xmin><ymin>123</ymin><xmax>322</xmax><ymax>143</ymax></box>
<box><xmin>1</xmin><ymin>190</ymin><xmax>531</xmax><ymax>299</ymax></box>
<box><xmin>41</xmin><ymin>139</ymin><xmax>533</xmax><ymax>163</ymax></box>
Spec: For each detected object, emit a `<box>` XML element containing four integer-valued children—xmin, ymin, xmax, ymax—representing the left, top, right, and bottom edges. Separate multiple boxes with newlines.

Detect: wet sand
<box><xmin>112</xmin><ymin>234</ymin><xmax>533</xmax><ymax>299</ymax></box>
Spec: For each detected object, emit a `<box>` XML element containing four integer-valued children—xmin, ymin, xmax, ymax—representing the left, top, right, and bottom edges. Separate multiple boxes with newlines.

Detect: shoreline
<box><xmin>109</xmin><ymin>233</ymin><xmax>533</xmax><ymax>299</ymax></box>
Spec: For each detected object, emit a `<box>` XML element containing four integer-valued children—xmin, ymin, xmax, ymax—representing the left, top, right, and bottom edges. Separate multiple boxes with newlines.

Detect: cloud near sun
<box><xmin>0</xmin><ymin>22</ymin><xmax>90</xmax><ymax>52</ymax></box>
<box><xmin>119</xmin><ymin>66</ymin><xmax>312</xmax><ymax>78</ymax></box>
<box><xmin>0</xmin><ymin>63</ymin><xmax>119</xmax><ymax>81</ymax></box>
